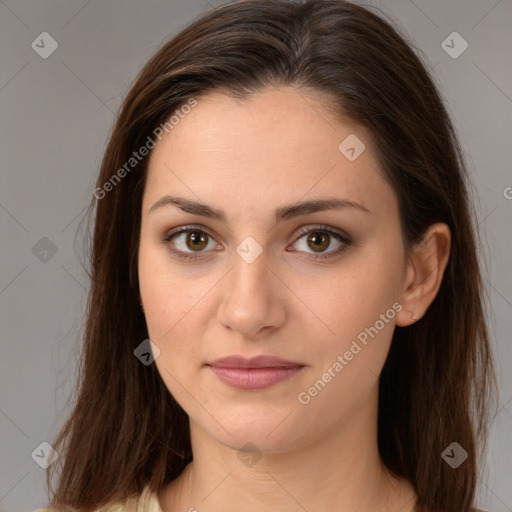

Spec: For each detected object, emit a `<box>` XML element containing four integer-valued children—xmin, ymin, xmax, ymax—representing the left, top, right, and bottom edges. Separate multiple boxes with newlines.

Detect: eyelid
<box><xmin>161</xmin><ymin>223</ymin><xmax>352</xmax><ymax>260</ymax></box>
<box><xmin>161</xmin><ymin>224</ymin><xmax>221</xmax><ymax>252</ymax></box>
<box><xmin>162</xmin><ymin>224</ymin><xmax>217</xmax><ymax>242</ymax></box>
<box><xmin>292</xmin><ymin>224</ymin><xmax>352</xmax><ymax>244</ymax></box>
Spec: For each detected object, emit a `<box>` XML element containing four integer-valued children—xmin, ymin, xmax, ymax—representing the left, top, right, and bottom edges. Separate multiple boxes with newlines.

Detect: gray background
<box><xmin>0</xmin><ymin>1</ymin><xmax>511</xmax><ymax>511</ymax></box>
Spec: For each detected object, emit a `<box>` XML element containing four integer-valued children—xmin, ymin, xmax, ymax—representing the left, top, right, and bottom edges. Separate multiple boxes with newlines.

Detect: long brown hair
<box><xmin>46</xmin><ymin>1</ymin><xmax>497</xmax><ymax>511</ymax></box>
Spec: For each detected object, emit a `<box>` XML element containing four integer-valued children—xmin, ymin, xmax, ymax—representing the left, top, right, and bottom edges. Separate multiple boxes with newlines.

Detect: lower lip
<box><xmin>207</xmin><ymin>365</ymin><xmax>304</xmax><ymax>390</ymax></box>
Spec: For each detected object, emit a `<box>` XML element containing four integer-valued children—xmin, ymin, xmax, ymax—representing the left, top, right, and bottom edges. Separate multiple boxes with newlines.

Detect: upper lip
<box><xmin>207</xmin><ymin>355</ymin><xmax>304</xmax><ymax>369</ymax></box>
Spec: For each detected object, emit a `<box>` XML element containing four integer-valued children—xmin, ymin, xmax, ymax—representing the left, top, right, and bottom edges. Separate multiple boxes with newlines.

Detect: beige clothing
<box><xmin>34</xmin><ymin>485</ymin><xmax>163</xmax><ymax>512</ymax></box>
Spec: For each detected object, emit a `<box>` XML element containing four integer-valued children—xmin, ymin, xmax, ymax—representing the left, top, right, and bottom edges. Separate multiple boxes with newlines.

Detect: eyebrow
<box><xmin>148</xmin><ymin>195</ymin><xmax>371</xmax><ymax>223</ymax></box>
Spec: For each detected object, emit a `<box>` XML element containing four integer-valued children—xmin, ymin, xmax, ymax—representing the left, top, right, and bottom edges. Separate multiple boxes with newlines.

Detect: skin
<box><xmin>138</xmin><ymin>86</ymin><xmax>451</xmax><ymax>512</ymax></box>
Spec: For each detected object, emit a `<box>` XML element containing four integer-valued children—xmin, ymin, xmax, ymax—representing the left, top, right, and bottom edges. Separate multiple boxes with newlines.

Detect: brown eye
<box><xmin>163</xmin><ymin>227</ymin><xmax>219</xmax><ymax>259</ymax></box>
<box><xmin>163</xmin><ymin>224</ymin><xmax>351</xmax><ymax>263</ymax></box>
<box><xmin>290</xmin><ymin>225</ymin><xmax>352</xmax><ymax>261</ymax></box>
<box><xmin>185</xmin><ymin>231</ymin><xmax>209</xmax><ymax>251</ymax></box>
<box><xmin>306</xmin><ymin>231</ymin><xmax>330</xmax><ymax>252</ymax></box>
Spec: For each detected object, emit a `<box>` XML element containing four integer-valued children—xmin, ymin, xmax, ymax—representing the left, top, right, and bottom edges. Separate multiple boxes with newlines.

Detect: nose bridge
<box><xmin>229</xmin><ymin>243</ymin><xmax>271</xmax><ymax>304</ymax></box>
<box><xmin>230</xmin><ymin>232</ymin><xmax>270</xmax><ymax>291</ymax></box>
<box><xmin>217</xmin><ymin>240</ymin><xmax>285</xmax><ymax>336</ymax></box>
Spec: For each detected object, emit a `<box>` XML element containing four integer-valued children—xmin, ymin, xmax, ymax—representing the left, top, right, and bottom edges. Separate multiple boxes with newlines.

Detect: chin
<box><xmin>218</xmin><ymin>430</ymin><xmax>299</xmax><ymax>455</ymax></box>
<box><xmin>195</xmin><ymin>406</ymin><xmax>311</xmax><ymax>454</ymax></box>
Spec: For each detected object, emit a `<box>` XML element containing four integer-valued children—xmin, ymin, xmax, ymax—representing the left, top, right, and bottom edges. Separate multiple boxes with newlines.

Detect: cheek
<box><xmin>299</xmin><ymin>262</ymin><xmax>401</xmax><ymax>338</ymax></box>
<box><xmin>143</xmin><ymin>281</ymin><xmax>195</xmax><ymax>334</ymax></box>
<box><xmin>293</xmin><ymin>251</ymin><xmax>403</xmax><ymax>377</ymax></box>
<box><xmin>138</xmin><ymin>241</ymin><xmax>204</xmax><ymax>335</ymax></box>
<box><xmin>139</xmin><ymin>256</ymin><xmax>182</xmax><ymax>361</ymax></box>
<box><xmin>138</xmin><ymin>251</ymin><xmax>204</xmax><ymax>398</ymax></box>
<box><xmin>138</xmin><ymin>245</ymin><xmax>223</xmax><ymax>398</ymax></box>
<box><xmin>294</xmin><ymin>271</ymin><xmax>399</xmax><ymax>423</ymax></box>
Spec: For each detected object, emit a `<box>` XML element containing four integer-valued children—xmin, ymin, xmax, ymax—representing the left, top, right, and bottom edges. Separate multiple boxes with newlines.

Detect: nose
<box><xmin>217</xmin><ymin>247</ymin><xmax>286</xmax><ymax>339</ymax></box>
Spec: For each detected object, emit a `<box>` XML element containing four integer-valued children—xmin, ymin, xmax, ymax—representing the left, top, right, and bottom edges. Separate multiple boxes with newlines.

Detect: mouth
<box><xmin>206</xmin><ymin>355</ymin><xmax>305</xmax><ymax>390</ymax></box>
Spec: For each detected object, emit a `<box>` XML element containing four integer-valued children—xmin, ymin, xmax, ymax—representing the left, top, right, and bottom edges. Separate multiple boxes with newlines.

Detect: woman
<box><xmin>39</xmin><ymin>0</ymin><xmax>497</xmax><ymax>511</ymax></box>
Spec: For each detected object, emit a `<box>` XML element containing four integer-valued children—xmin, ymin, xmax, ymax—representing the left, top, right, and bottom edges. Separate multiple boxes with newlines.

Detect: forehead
<box><xmin>143</xmin><ymin>86</ymin><xmax>394</xmax><ymax>219</ymax></box>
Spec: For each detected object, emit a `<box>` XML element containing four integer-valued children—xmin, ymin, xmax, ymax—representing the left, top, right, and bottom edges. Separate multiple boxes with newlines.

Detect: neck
<box><xmin>158</xmin><ymin>388</ymin><xmax>417</xmax><ymax>512</ymax></box>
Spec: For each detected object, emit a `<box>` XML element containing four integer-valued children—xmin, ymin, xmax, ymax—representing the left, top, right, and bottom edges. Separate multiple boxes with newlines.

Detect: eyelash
<box><xmin>161</xmin><ymin>224</ymin><xmax>352</xmax><ymax>262</ymax></box>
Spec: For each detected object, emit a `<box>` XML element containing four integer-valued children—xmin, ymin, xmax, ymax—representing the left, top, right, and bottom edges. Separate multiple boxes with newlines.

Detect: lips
<box><xmin>206</xmin><ymin>355</ymin><xmax>305</xmax><ymax>390</ymax></box>
<box><xmin>208</xmin><ymin>355</ymin><xmax>303</xmax><ymax>369</ymax></box>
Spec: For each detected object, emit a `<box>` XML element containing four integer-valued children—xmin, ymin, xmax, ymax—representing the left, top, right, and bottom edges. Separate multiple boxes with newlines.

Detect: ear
<box><xmin>395</xmin><ymin>222</ymin><xmax>451</xmax><ymax>327</ymax></box>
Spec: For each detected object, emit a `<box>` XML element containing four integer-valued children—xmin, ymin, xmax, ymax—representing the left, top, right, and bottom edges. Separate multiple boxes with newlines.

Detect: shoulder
<box><xmin>31</xmin><ymin>503</ymin><xmax>154</xmax><ymax>512</ymax></box>
<box><xmin>414</xmin><ymin>509</ymin><xmax>490</xmax><ymax>512</ymax></box>
<box><xmin>32</xmin><ymin>486</ymin><xmax>163</xmax><ymax>512</ymax></box>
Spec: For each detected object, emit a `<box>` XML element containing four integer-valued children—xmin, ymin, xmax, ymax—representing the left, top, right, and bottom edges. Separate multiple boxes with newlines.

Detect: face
<box><xmin>138</xmin><ymin>86</ymin><xmax>409</xmax><ymax>453</ymax></box>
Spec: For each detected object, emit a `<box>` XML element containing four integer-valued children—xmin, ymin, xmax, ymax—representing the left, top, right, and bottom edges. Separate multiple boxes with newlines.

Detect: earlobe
<box><xmin>395</xmin><ymin>222</ymin><xmax>451</xmax><ymax>327</ymax></box>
